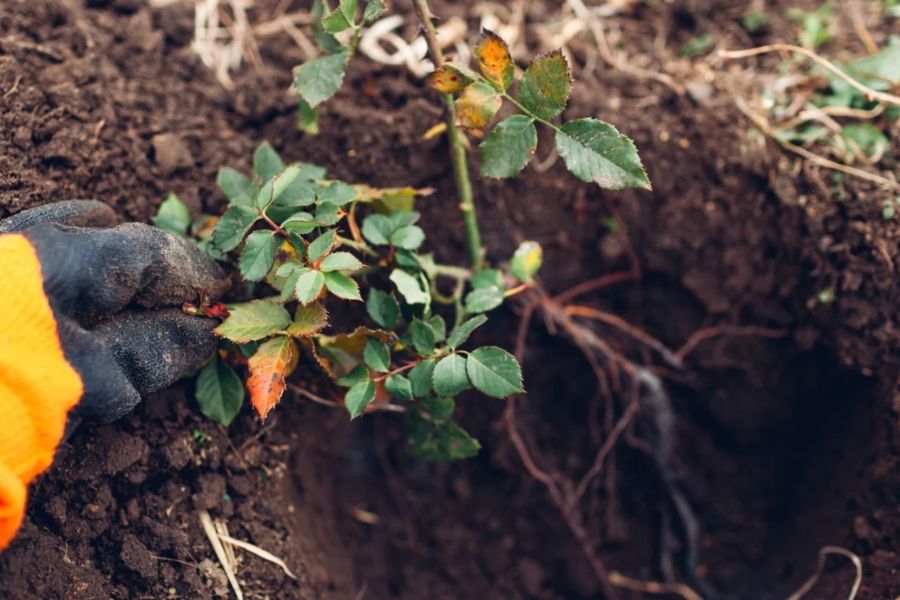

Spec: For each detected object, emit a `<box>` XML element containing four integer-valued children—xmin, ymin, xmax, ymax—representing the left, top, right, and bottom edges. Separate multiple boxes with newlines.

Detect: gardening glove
<box><xmin>0</xmin><ymin>200</ymin><xmax>229</xmax><ymax>551</ymax></box>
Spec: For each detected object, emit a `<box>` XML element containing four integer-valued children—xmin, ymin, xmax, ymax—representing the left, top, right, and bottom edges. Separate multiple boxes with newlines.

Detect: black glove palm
<box><xmin>0</xmin><ymin>200</ymin><xmax>229</xmax><ymax>422</ymax></box>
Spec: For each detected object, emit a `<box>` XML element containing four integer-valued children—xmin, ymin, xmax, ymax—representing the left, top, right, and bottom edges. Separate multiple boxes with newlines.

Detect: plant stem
<box><xmin>411</xmin><ymin>0</ymin><xmax>485</xmax><ymax>270</ymax></box>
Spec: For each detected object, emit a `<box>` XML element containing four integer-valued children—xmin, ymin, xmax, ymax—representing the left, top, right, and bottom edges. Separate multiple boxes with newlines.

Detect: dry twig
<box><xmin>565</xmin><ymin>0</ymin><xmax>684</xmax><ymax>94</ymax></box>
<box><xmin>720</xmin><ymin>44</ymin><xmax>900</xmax><ymax>106</ymax></box>
<box><xmin>199</xmin><ymin>510</ymin><xmax>244</xmax><ymax>600</ymax></box>
<box><xmin>733</xmin><ymin>96</ymin><xmax>900</xmax><ymax>190</ymax></box>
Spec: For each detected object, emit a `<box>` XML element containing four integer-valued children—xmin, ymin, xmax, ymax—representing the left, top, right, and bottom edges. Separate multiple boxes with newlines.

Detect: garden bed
<box><xmin>1</xmin><ymin>0</ymin><xmax>899</xmax><ymax>598</ymax></box>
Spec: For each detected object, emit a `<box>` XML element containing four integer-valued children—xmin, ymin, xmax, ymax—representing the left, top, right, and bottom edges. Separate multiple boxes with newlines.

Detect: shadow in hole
<box><xmin>679</xmin><ymin>342</ymin><xmax>877</xmax><ymax>599</ymax></box>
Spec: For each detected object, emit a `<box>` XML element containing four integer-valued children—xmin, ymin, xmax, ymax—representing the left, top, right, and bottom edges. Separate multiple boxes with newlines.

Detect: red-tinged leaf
<box><xmin>431</xmin><ymin>64</ymin><xmax>474</xmax><ymax>94</ymax></box>
<box><xmin>247</xmin><ymin>337</ymin><xmax>299</xmax><ymax>420</ymax></box>
<box><xmin>474</xmin><ymin>30</ymin><xmax>514</xmax><ymax>91</ymax></box>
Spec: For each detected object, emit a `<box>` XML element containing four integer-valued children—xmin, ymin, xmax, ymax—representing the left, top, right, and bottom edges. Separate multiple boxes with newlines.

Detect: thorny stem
<box><xmin>411</xmin><ymin>0</ymin><xmax>485</xmax><ymax>270</ymax></box>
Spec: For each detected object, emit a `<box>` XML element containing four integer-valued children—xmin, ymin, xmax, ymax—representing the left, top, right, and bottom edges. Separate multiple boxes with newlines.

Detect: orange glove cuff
<box><xmin>0</xmin><ymin>234</ymin><xmax>83</xmax><ymax>550</ymax></box>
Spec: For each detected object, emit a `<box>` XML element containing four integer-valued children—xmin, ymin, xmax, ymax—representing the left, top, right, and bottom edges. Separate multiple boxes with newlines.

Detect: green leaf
<box><xmin>388</xmin><ymin>210</ymin><xmax>420</xmax><ymax>228</ymax></box>
<box><xmin>320</xmin><ymin>251</ymin><xmax>364</xmax><ymax>272</ymax></box>
<box><xmin>362</xmin><ymin>214</ymin><xmax>393</xmax><ymax>245</ymax></box>
<box><xmin>213</xmin><ymin>205</ymin><xmax>258</xmax><ymax>252</ymax></box>
<box><xmin>409</xmin><ymin>319</ymin><xmax>436</xmax><ymax>355</ymax></box>
<box><xmin>298</xmin><ymin>98</ymin><xmax>320</xmax><ymax>134</ymax></box>
<box><xmin>433</xmin><ymin>354</ymin><xmax>471</xmax><ymax>396</ymax></box>
<box><xmin>408</xmin><ymin>359</ymin><xmax>435</xmax><ymax>397</ymax></box>
<box><xmin>279</xmin><ymin>268</ymin><xmax>302</xmax><ymax>302</ymax></box>
<box><xmin>324</xmin><ymin>271</ymin><xmax>362</xmax><ymax>300</ymax></box>
<box><xmin>390</xmin><ymin>225</ymin><xmax>425</xmax><ymax>250</ymax></box>
<box><xmin>153</xmin><ymin>193</ymin><xmax>191</xmax><ymax>235</ymax></box>
<box><xmin>317</xmin><ymin>181</ymin><xmax>357</xmax><ymax>205</ymax></box>
<box><xmin>286</xmin><ymin>302</ymin><xmax>329</xmax><ymax>337</ymax></box>
<box><xmin>447</xmin><ymin>315</ymin><xmax>487</xmax><ymax>350</ymax></box>
<box><xmin>293</xmin><ymin>50</ymin><xmax>350</xmax><ymax>108</ymax></box>
<box><xmin>253</xmin><ymin>142</ymin><xmax>284</xmax><ymax>183</ymax></box>
<box><xmin>556</xmin><ymin>118</ymin><xmax>651</xmax><ymax>190</ymax></box>
<box><xmin>395</xmin><ymin>249</ymin><xmax>423</xmax><ymax>272</ymax></box>
<box><xmin>282</xmin><ymin>212</ymin><xmax>318</xmax><ymax>235</ymax></box>
<box><xmin>337</xmin><ymin>364</ymin><xmax>369</xmax><ymax>386</ymax></box>
<box><xmin>480</xmin><ymin>115</ymin><xmax>537</xmax><ymax>178</ymax></box>
<box><xmin>390</xmin><ymin>269</ymin><xmax>429</xmax><ymax>305</ymax></box>
<box><xmin>474</xmin><ymin>29</ymin><xmax>514</xmax><ymax>92</ymax></box>
<box><xmin>456</xmin><ymin>81</ymin><xmax>502</xmax><ymax>129</ymax></box>
<box><xmin>838</xmin><ymin>124</ymin><xmax>889</xmax><ymax>160</ymax></box>
<box><xmin>519</xmin><ymin>49</ymin><xmax>572</xmax><ymax>119</ymax></box>
<box><xmin>195</xmin><ymin>355</ymin><xmax>245</xmax><ymax>426</ymax></box>
<box><xmin>363</xmin><ymin>338</ymin><xmax>391</xmax><ymax>372</ymax></box>
<box><xmin>315</xmin><ymin>201</ymin><xmax>342</xmax><ymax>226</ymax></box>
<box><xmin>308</xmin><ymin>229</ymin><xmax>336</xmax><ymax>263</ymax></box>
<box><xmin>276</xmin><ymin>177</ymin><xmax>319</xmax><ymax>209</ymax></box>
<box><xmin>679</xmin><ymin>33</ymin><xmax>714</xmax><ymax>58</ymax></box>
<box><xmin>465</xmin><ymin>286</ymin><xmax>504</xmax><ymax>313</ymax></box>
<box><xmin>322</xmin><ymin>0</ymin><xmax>358</xmax><ymax>33</ymax></box>
<box><xmin>345</xmin><ymin>378</ymin><xmax>375</xmax><ymax>419</ymax></box>
<box><xmin>471</xmin><ymin>269</ymin><xmax>504</xmax><ymax>289</ymax></box>
<box><xmin>367</xmin><ymin>289</ymin><xmax>400</xmax><ymax>329</ymax></box>
<box><xmin>510</xmin><ymin>240</ymin><xmax>543</xmax><ymax>281</ymax></box>
<box><xmin>215</xmin><ymin>300</ymin><xmax>292</xmax><ymax>343</ymax></box>
<box><xmin>239</xmin><ymin>231</ymin><xmax>278</xmax><ymax>282</ymax></box>
<box><xmin>466</xmin><ymin>346</ymin><xmax>523</xmax><ymax>398</ymax></box>
<box><xmin>256</xmin><ymin>164</ymin><xmax>303</xmax><ymax>211</ymax></box>
<box><xmin>428</xmin><ymin>315</ymin><xmax>446</xmax><ymax>342</ymax></box>
<box><xmin>217</xmin><ymin>167</ymin><xmax>256</xmax><ymax>206</ymax></box>
<box><xmin>406</xmin><ymin>410</ymin><xmax>480</xmax><ymax>461</ymax></box>
<box><xmin>362</xmin><ymin>0</ymin><xmax>385</xmax><ymax>23</ymax></box>
<box><xmin>385</xmin><ymin>374</ymin><xmax>413</xmax><ymax>400</ymax></box>
<box><xmin>421</xmin><ymin>395</ymin><xmax>455</xmax><ymax>421</ymax></box>
<box><xmin>296</xmin><ymin>269</ymin><xmax>325</xmax><ymax>305</ymax></box>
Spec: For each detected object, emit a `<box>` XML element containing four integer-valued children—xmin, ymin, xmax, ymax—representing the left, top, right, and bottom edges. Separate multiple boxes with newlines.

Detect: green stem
<box><xmin>501</xmin><ymin>91</ymin><xmax>561</xmax><ymax>132</ymax></box>
<box><xmin>432</xmin><ymin>263</ymin><xmax>471</xmax><ymax>280</ymax></box>
<box><xmin>411</xmin><ymin>0</ymin><xmax>485</xmax><ymax>270</ymax></box>
<box><xmin>336</xmin><ymin>235</ymin><xmax>379</xmax><ymax>257</ymax></box>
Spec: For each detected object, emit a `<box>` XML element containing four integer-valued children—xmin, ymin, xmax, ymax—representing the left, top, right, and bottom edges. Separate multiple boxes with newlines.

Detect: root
<box><xmin>609</xmin><ymin>571</ymin><xmax>705</xmax><ymax>600</ymax></box>
<box><xmin>507</xmin><ymin>285</ymin><xmax>707</xmax><ymax>599</ymax></box>
<box><xmin>787</xmin><ymin>546</ymin><xmax>863</xmax><ymax>600</ymax></box>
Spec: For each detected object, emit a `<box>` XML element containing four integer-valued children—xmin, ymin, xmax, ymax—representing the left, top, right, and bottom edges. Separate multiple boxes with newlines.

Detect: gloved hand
<box><xmin>0</xmin><ymin>200</ymin><xmax>228</xmax><ymax>549</ymax></box>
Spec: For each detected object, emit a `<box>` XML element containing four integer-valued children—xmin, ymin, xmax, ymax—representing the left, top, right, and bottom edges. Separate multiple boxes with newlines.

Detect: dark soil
<box><xmin>2</xmin><ymin>0</ymin><xmax>900</xmax><ymax>599</ymax></box>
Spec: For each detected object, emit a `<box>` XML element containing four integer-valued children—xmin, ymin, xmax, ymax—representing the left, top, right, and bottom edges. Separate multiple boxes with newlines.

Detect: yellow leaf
<box><xmin>455</xmin><ymin>82</ymin><xmax>502</xmax><ymax>130</ymax></box>
<box><xmin>474</xmin><ymin>30</ymin><xmax>514</xmax><ymax>91</ymax></box>
<box><xmin>247</xmin><ymin>337</ymin><xmax>298</xmax><ymax>420</ymax></box>
<box><xmin>313</xmin><ymin>327</ymin><xmax>391</xmax><ymax>379</ymax></box>
<box><xmin>421</xmin><ymin>122</ymin><xmax>447</xmax><ymax>140</ymax></box>
<box><xmin>431</xmin><ymin>64</ymin><xmax>471</xmax><ymax>94</ymax></box>
<box><xmin>286</xmin><ymin>302</ymin><xmax>329</xmax><ymax>337</ymax></box>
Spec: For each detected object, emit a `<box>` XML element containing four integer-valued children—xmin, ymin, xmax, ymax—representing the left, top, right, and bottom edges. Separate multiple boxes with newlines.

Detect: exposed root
<box><xmin>506</xmin><ymin>284</ymin><xmax>709</xmax><ymax>599</ymax></box>
<box><xmin>609</xmin><ymin>571</ymin><xmax>705</xmax><ymax>600</ymax></box>
<box><xmin>675</xmin><ymin>324</ymin><xmax>788</xmax><ymax>362</ymax></box>
<box><xmin>787</xmin><ymin>546</ymin><xmax>863</xmax><ymax>600</ymax></box>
